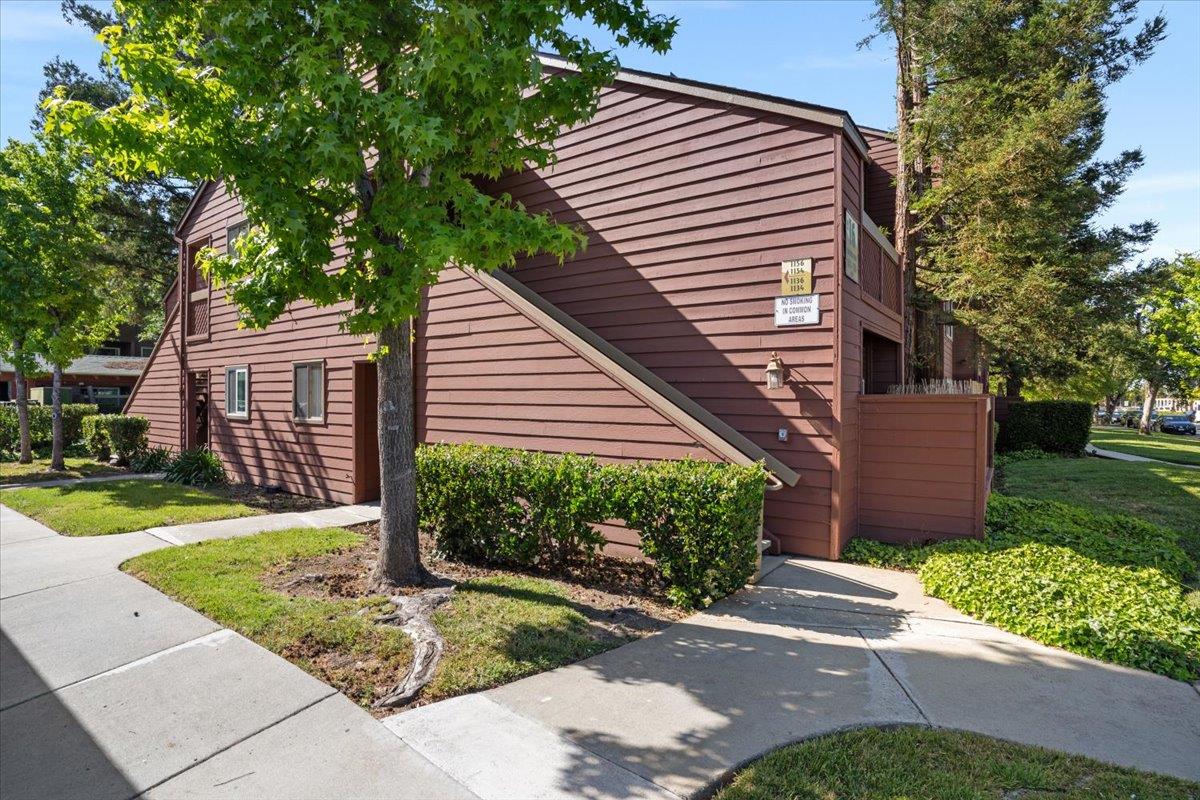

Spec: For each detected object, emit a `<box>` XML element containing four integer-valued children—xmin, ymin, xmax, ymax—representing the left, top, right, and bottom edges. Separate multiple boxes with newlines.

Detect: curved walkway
<box><xmin>3</xmin><ymin>493</ymin><xmax>1198</xmax><ymax>799</ymax></box>
<box><xmin>390</xmin><ymin>556</ymin><xmax>1200</xmax><ymax>798</ymax></box>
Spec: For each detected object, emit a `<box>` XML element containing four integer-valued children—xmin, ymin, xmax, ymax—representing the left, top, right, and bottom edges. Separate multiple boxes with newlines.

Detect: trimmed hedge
<box><xmin>0</xmin><ymin>403</ymin><xmax>99</xmax><ymax>456</ymax></box>
<box><xmin>82</xmin><ymin>414</ymin><xmax>150</xmax><ymax>465</ymax></box>
<box><xmin>417</xmin><ymin>443</ymin><xmax>766</xmax><ymax>609</ymax></box>
<box><xmin>844</xmin><ymin>494</ymin><xmax>1200</xmax><ymax>680</ymax></box>
<box><xmin>998</xmin><ymin>400</ymin><xmax>1092</xmax><ymax>455</ymax></box>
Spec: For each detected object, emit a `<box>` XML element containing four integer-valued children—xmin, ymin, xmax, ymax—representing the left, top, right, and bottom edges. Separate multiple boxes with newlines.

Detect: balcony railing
<box><xmin>860</xmin><ymin>213</ymin><xmax>901</xmax><ymax>315</ymax></box>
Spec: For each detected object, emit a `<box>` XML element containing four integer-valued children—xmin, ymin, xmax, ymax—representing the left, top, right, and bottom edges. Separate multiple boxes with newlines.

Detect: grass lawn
<box><xmin>845</xmin><ymin>455</ymin><xmax>1200</xmax><ymax>680</ymax></box>
<box><xmin>0</xmin><ymin>456</ymin><xmax>126</xmax><ymax>485</ymax></box>
<box><xmin>1090</xmin><ymin>426</ymin><xmax>1200</xmax><ymax>466</ymax></box>
<box><xmin>715</xmin><ymin>727</ymin><xmax>1199</xmax><ymax>800</ymax></box>
<box><xmin>124</xmin><ymin>527</ymin><xmax>658</xmax><ymax>712</ymax></box>
<box><xmin>2</xmin><ymin>478</ymin><xmax>260</xmax><ymax>535</ymax></box>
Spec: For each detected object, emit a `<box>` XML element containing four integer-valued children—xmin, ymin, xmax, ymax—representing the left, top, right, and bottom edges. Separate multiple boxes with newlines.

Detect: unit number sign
<box><xmin>774</xmin><ymin>294</ymin><xmax>820</xmax><ymax>327</ymax></box>
<box><xmin>780</xmin><ymin>258</ymin><xmax>812</xmax><ymax>296</ymax></box>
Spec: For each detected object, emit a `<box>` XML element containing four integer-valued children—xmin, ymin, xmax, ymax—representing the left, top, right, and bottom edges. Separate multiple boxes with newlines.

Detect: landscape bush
<box><xmin>82</xmin><ymin>414</ymin><xmax>150</xmax><ymax>465</ymax></box>
<box><xmin>0</xmin><ymin>403</ymin><xmax>99</xmax><ymax>456</ymax></box>
<box><xmin>417</xmin><ymin>443</ymin><xmax>766</xmax><ymax>609</ymax></box>
<box><xmin>163</xmin><ymin>447</ymin><xmax>226</xmax><ymax>487</ymax></box>
<box><xmin>843</xmin><ymin>494</ymin><xmax>1200</xmax><ymax>680</ymax></box>
<box><xmin>997</xmin><ymin>400</ymin><xmax>1092</xmax><ymax>455</ymax></box>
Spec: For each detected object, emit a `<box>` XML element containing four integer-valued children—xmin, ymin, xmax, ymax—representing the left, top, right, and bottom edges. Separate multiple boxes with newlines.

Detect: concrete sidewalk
<box><xmin>388</xmin><ymin>557</ymin><xmax>1200</xmax><ymax>798</ymax></box>
<box><xmin>0</xmin><ymin>503</ymin><xmax>474</xmax><ymax>800</ymax></box>
<box><xmin>4</xmin><ymin>496</ymin><xmax>1198</xmax><ymax>799</ymax></box>
<box><xmin>1086</xmin><ymin>443</ymin><xmax>1200</xmax><ymax>469</ymax></box>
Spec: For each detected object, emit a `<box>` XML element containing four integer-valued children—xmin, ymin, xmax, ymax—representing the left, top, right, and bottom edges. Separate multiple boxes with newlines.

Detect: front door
<box><xmin>353</xmin><ymin>361</ymin><xmax>380</xmax><ymax>502</ymax></box>
<box><xmin>185</xmin><ymin>371</ymin><xmax>209</xmax><ymax>449</ymax></box>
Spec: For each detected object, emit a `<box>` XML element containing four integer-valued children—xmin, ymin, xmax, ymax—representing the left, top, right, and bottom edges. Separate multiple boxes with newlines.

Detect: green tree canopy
<box><xmin>869</xmin><ymin>0</ymin><xmax>1164</xmax><ymax>389</ymax></box>
<box><xmin>0</xmin><ymin>137</ymin><xmax>123</xmax><ymax>466</ymax></box>
<box><xmin>46</xmin><ymin>0</ymin><xmax>676</xmax><ymax>588</ymax></box>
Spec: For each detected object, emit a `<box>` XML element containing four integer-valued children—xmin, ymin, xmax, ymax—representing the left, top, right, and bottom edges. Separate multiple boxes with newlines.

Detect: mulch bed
<box><xmin>266</xmin><ymin>523</ymin><xmax>686</xmax><ymax>636</ymax></box>
<box><xmin>217</xmin><ymin>482</ymin><xmax>338</xmax><ymax>514</ymax></box>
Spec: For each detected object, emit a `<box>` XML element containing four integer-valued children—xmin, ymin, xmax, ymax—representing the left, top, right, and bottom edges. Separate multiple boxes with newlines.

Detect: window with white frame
<box><xmin>225</xmin><ymin>366</ymin><xmax>249</xmax><ymax>418</ymax></box>
<box><xmin>293</xmin><ymin>361</ymin><xmax>324</xmax><ymax>421</ymax></box>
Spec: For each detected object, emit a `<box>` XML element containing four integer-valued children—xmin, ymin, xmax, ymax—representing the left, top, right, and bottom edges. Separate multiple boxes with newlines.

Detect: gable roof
<box><xmin>536</xmin><ymin>53</ymin><xmax>871</xmax><ymax>158</ymax></box>
<box><xmin>469</xmin><ymin>267</ymin><xmax>801</xmax><ymax>486</ymax></box>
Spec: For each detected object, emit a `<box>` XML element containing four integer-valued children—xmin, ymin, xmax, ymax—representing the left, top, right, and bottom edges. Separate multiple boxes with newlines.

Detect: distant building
<box><xmin>0</xmin><ymin>325</ymin><xmax>153</xmax><ymax>412</ymax></box>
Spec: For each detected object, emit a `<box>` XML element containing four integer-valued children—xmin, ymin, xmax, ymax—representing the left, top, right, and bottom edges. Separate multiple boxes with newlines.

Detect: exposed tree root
<box><xmin>371</xmin><ymin>586</ymin><xmax>455</xmax><ymax>708</ymax></box>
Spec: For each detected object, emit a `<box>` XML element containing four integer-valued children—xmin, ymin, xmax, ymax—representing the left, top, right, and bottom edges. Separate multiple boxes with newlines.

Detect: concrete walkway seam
<box><xmin>133</xmin><ymin>689</ymin><xmax>339</xmax><ymax>800</ymax></box>
<box><xmin>0</xmin><ymin>630</ymin><xmax>235</xmax><ymax>713</ymax></box>
<box><xmin>854</xmin><ymin>628</ymin><xmax>932</xmax><ymax>726</ymax></box>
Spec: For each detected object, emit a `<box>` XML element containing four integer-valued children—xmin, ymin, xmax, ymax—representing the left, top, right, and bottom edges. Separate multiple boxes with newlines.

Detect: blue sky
<box><xmin>2</xmin><ymin>0</ymin><xmax>1197</xmax><ymax>261</ymax></box>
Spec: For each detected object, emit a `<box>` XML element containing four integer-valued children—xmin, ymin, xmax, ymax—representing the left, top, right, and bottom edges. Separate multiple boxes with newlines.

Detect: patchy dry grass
<box><xmin>124</xmin><ymin>526</ymin><xmax>677</xmax><ymax>714</ymax></box>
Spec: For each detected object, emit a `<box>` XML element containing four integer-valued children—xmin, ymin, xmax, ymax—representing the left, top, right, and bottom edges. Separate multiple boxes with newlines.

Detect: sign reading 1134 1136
<box><xmin>775</xmin><ymin>294</ymin><xmax>820</xmax><ymax>327</ymax></box>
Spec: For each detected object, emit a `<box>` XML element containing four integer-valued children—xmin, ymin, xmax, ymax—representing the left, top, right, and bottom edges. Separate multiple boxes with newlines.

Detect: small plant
<box><xmin>131</xmin><ymin>447</ymin><xmax>174</xmax><ymax>473</ymax></box>
<box><xmin>164</xmin><ymin>447</ymin><xmax>226</xmax><ymax>487</ymax></box>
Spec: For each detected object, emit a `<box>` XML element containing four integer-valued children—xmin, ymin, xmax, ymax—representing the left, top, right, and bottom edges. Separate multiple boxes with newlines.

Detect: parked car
<box><xmin>1159</xmin><ymin>415</ymin><xmax>1197</xmax><ymax>435</ymax></box>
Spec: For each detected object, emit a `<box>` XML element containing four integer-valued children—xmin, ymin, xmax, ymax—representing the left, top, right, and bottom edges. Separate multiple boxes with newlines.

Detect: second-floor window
<box><xmin>227</xmin><ymin>221</ymin><xmax>249</xmax><ymax>259</ymax></box>
<box><xmin>844</xmin><ymin>211</ymin><xmax>860</xmax><ymax>283</ymax></box>
<box><xmin>293</xmin><ymin>361</ymin><xmax>324</xmax><ymax>422</ymax></box>
<box><xmin>225</xmin><ymin>366</ymin><xmax>249</xmax><ymax>419</ymax></box>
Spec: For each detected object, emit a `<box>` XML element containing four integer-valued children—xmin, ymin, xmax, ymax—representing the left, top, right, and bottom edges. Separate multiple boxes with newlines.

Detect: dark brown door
<box><xmin>353</xmin><ymin>361</ymin><xmax>380</xmax><ymax>502</ymax></box>
<box><xmin>185</xmin><ymin>371</ymin><xmax>209</xmax><ymax>449</ymax></box>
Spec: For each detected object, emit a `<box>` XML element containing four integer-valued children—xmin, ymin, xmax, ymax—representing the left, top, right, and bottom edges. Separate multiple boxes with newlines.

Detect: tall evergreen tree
<box><xmin>32</xmin><ymin>2</ymin><xmax>190</xmax><ymax>338</ymax></box>
<box><xmin>869</xmin><ymin>0</ymin><xmax>1165</xmax><ymax>391</ymax></box>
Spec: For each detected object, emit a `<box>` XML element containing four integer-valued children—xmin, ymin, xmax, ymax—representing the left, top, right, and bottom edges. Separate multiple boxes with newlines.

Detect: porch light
<box><xmin>765</xmin><ymin>352</ymin><xmax>786</xmax><ymax>390</ymax></box>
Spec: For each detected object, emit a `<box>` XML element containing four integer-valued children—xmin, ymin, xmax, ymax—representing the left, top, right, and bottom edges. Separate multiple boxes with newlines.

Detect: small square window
<box><xmin>225</xmin><ymin>366</ymin><xmax>249</xmax><ymax>418</ymax></box>
<box><xmin>293</xmin><ymin>361</ymin><xmax>324</xmax><ymax>421</ymax></box>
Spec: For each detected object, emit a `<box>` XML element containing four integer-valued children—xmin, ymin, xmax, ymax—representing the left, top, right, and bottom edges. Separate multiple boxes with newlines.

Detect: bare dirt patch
<box><xmin>266</xmin><ymin>523</ymin><xmax>686</xmax><ymax>637</ymax></box>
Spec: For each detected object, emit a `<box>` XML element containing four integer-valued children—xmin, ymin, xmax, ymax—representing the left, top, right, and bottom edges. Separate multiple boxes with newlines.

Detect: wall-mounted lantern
<box><xmin>765</xmin><ymin>352</ymin><xmax>786</xmax><ymax>390</ymax></box>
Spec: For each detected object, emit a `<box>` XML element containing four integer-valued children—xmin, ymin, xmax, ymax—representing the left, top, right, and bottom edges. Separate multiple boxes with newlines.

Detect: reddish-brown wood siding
<box><xmin>125</xmin><ymin>303</ymin><xmax>183</xmax><ymax>450</ymax></box>
<box><xmin>835</xmin><ymin>133</ymin><xmax>904</xmax><ymax>558</ymax></box>
<box><xmin>478</xmin><ymin>80</ymin><xmax>845</xmax><ymax>556</ymax></box>
<box><xmin>172</xmin><ymin>181</ymin><xmax>374</xmax><ymax>503</ymax></box>
<box><xmin>417</xmin><ymin>267</ymin><xmax>727</xmax><ymax>557</ymax></box>
<box><xmin>418</xmin><ymin>267</ymin><xmax>726</xmax><ymax>463</ymax></box>
<box><xmin>858</xmin><ymin>395</ymin><xmax>992</xmax><ymax>542</ymax></box>
<box><xmin>862</xmin><ymin>128</ymin><xmax>898</xmax><ymax>236</ymax></box>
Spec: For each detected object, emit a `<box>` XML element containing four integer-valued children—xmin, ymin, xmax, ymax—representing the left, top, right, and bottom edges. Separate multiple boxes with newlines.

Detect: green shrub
<box><xmin>0</xmin><ymin>403</ymin><xmax>98</xmax><ymax>456</ymax></box>
<box><xmin>844</xmin><ymin>494</ymin><xmax>1200</xmax><ymax>680</ymax></box>
<box><xmin>131</xmin><ymin>446</ymin><xmax>174</xmax><ymax>473</ymax></box>
<box><xmin>998</xmin><ymin>400</ymin><xmax>1092</xmax><ymax>455</ymax></box>
<box><xmin>81</xmin><ymin>414</ymin><xmax>150</xmax><ymax>465</ymax></box>
<box><xmin>82</xmin><ymin>415</ymin><xmax>111</xmax><ymax>461</ymax></box>
<box><xmin>164</xmin><ymin>447</ymin><xmax>226</xmax><ymax>486</ymax></box>
<box><xmin>417</xmin><ymin>443</ymin><xmax>765</xmax><ymax>609</ymax></box>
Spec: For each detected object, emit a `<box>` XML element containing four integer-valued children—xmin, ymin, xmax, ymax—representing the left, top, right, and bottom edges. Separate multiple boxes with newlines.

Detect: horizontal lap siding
<box><xmin>417</xmin><ymin>267</ymin><xmax>726</xmax><ymax>555</ymax></box>
<box><xmin>838</xmin><ymin>132</ymin><xmax>904</xmax><ymax>557</ymax></box>
<box><xmin>125</xmin><ymin>305</ymin><xmax>183</xmax><ymax>450</ymax></box>
<box><xmin>177</xmin><ymin>181</ymin><xmax>371</xmax><ymax>503</ymax></box>
<box><xmin>862</xmin><ymin>129</ymin><xmax>898</xmax><ymax>235</ymax></box>
<box><xmin>491</xmin><ymin>81</ymin><xmax>844</xmax><ymax>557</ymax></box>
<box><xmin>857</xmin><ymin>396</ymin><xmax>989</xmax><ymax>542</ymax></box>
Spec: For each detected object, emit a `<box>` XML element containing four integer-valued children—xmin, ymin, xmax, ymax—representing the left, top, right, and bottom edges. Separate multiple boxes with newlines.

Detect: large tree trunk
<box><xmin>1139</xmin><ymin>380</ymin><xmax>1158</xmax><ymax>434</ymax></box>
<box><xmin>892</xmin><ymin>0</ymin><xmax>929</xmax><ymax>383</ymax></box>
<box><xmin>370</xmin><ymin>320</ymin><xmax>427</xmax><ymax>591</ymax></box>
<box><xmin>1005</xmin><ymin>370</ymin><xmax>1023</xmax><ymax>401</ymax></box>
<box><xmin>14</xmin><ymin>367</ymin><xmax>32</xmax><ymax>464</ymax></box>
<box><xmin>1104</xmin><ymin>396</ymin><xmax>1117</xmax><ymax>423</ymax></box>
<box><xmin>50</xmin><ymin>364</ymin><xmax>64</xmax><ymax>471</ymax></box>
